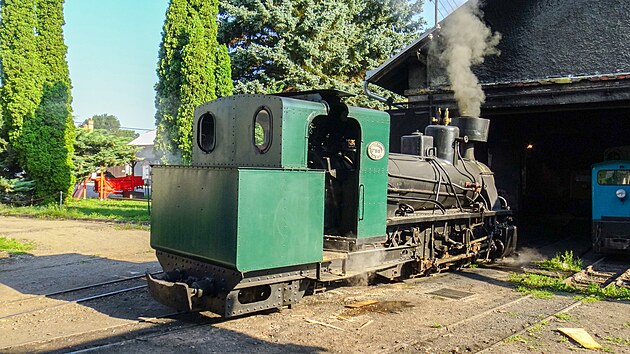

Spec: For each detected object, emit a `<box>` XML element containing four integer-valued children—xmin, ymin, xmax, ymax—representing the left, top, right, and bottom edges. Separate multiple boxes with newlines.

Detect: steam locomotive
<box><xmin>147</xmin><ymin>90</ymin><xmax>517</xmax><ymax>317</ymax></box>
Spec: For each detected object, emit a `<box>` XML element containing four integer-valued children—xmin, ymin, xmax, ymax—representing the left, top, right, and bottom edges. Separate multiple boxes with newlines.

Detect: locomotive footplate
<box><xmin>147</xmin><ymin>251</ymin><xmax>316</xmax><ymax>317</ymax></box>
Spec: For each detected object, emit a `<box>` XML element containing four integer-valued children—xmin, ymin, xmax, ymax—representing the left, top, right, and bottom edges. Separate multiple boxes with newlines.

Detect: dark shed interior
<box><xmin>370</xmin><ymin>0</ymin><xmax>630</xmax><ymax>243</ymax></box>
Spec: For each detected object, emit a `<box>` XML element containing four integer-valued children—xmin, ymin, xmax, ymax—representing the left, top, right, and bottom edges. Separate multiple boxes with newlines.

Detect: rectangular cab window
<box><xmin>597</xmin><ymin>170</ymin><xmax>630</xmax><ymax>185</ymax></box>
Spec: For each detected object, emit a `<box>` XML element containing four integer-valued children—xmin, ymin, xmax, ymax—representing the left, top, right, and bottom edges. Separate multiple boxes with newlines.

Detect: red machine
<box><xmin>93</xmin><ymin>175</ymin><xmax>144</xmax><ymax>199</ymax></box>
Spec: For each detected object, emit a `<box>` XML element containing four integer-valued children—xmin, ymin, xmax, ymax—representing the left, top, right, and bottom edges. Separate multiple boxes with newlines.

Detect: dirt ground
<box><xmin>0</xmin><ymin>216</ymin><xmax>629</xmax><ymax>354</ymax></box>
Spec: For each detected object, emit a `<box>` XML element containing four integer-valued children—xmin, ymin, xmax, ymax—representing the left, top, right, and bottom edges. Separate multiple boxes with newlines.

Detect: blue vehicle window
<box><xmin>597</xmin><ymin>170</ymin><xmax>630</xmax><ymax>185</ymax></box>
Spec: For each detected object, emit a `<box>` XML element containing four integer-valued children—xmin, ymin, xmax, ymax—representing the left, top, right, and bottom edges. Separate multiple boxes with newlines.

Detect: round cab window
<box><xmin>198</xmin><ymin>112</ymin><xmax>216</xmax><ymax>153</ymax></box>
<box><xmin>253</xmin><ymin>108</ymin><xmax>272</xmax><ymax>153</ymax></box>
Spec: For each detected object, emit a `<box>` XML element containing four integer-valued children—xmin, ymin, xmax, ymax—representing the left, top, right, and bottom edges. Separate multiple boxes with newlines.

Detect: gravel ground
<box><xmin>0</xmin><ymin>216</ymin><xmax>628</xmax><ymax>354</ymax></box>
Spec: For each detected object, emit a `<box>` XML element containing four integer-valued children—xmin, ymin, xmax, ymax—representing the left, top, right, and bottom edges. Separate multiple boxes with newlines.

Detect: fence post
<box><xmin>59</xmin><ymin>191</ymin><xmax>63</xmax><ymax>208</ymax></box>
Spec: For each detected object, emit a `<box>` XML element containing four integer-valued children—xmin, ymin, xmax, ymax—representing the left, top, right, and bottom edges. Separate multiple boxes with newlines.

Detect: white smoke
<box><xmin>439</xmin><ymin>0</ymin><xmax>501</xmax><ymax>117</ymax></box>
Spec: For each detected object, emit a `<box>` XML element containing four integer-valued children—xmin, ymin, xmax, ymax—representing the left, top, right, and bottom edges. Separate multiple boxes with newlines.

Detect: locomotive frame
<box><xmin>147</xmin><ymin>90</ymin><xmax>517</xmax><ymax>317</ymax></box>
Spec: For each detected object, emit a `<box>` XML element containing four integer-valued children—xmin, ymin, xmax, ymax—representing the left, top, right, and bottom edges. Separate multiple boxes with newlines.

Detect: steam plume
<box><xmin>439</xmin><ymin>0</ymin><xmax>501</xmax><ymax>117</ymax></box>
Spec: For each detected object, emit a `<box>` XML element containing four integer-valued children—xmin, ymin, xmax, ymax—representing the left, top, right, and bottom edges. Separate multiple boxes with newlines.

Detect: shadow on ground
<box><xmin>0</xmin><ymin>253</ymin><xmax>327</xmax><ymax>353</ymax></box>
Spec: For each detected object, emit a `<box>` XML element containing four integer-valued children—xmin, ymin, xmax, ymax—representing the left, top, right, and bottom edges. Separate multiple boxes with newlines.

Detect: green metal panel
<box><xmin>236</xmin><ymin>169</ymin><xmax>325</xmax><ymax>272</ymax></box>
<box><xmin>150</xmin><ymin>166</ymin><xmax>239</xmax><ymax>268</ymax></box>
<box><xmin>193</xmin><ymin>96</ymin><xmax>240</xmax><ymax>166</ymax></box>
<box><xmin>193</xmin><ymin>95</ymin><xmax>327</xmax><ymax>170</ymax></box>
<box><xmin>350</xmin><ymin>107</ymin><xmax>390</xmax><ymax>238</ymax></box>
<box><xmin>280</xmin><ymin>98</ymin><xmax>328</xmax><ymax>168</ymax></box>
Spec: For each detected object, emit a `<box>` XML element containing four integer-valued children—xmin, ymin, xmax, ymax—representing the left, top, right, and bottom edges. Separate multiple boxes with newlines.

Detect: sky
<box><xmin>63</xmin><ymin>0</ymin><xmax>462</xmax><ymax>131</ymax></box>
<box><xmin>64</xmin><ymin>0</ymin><xmax>169</xmax><ymax>131</ymax></box>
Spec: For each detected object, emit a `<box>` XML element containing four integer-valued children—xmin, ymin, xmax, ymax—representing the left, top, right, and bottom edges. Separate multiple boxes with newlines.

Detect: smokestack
<box><xmin>438</xmin><ymin>0</ymin><xmax>501</xmax><ymax>117</ymax></box>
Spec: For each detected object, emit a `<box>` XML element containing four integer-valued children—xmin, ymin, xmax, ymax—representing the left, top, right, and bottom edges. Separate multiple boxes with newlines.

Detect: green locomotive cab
<box><xmin>148</xmin><ymin>90</ymin><xmax>391</xmax><ymax>316</ymax></box>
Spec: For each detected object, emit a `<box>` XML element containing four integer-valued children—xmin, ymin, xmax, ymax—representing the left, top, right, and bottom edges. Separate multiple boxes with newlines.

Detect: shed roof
<box><xmin>129</xmin><ymin>129</ymin><xmax>156</xmax><ymax>146</ymax></box>
<box><xmin>367</xmin><ymin>0</ymin><xmax>630</xmax><ymax>97</ymax></box>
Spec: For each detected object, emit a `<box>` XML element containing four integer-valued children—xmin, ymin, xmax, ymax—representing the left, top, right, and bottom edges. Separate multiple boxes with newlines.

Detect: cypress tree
<box><xmin>0</xmin><ymin>0</ymin><xmax>75</xmax><ymax>203</ymax></box>
<box><xmin>0</xmin><ymin>0</ymin><xmax>42</xmax><ymax>149</ymax></box>
<box><xmin>215</xmin><ymin>44</ymin><xmax>234</xmax><ymax>98</ymax></box>
<box><xmin>155</xmin><ymin>0</ymin><xmax>233</xmax><ymax>163</ymax></box>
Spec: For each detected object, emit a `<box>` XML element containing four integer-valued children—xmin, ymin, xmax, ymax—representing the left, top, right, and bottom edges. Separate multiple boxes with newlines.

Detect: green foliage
<box><xmin>21</xmin><ymin>82</ymin><xmax>75</xmax><ymax>203</ymax></box>
<box><xmin>505</xmin><ymin>335</ymin><xmax>528</xmax><ymax>344</ymax></box>
<box><xmin>155</xmin><ymin>0</ymin><xmax>233</xmax><ymax>164</ymax></box>
<box><xmin>73</xmin><ymin>128</ymin><xmax>138</xmax><ymax>180</ymax></box>
<box><xmin>219</xmin><ymin>0</ymin><xmax>424</xmax><ymax>107</ymax></box>
<box><xmin>600</xmin><ymin>284</ymin><xmax>630</xmax><ymax>300</ymax></box>
<box><xmin>604</xmin><ymin>337</ymin><xmax>630</xmax><ymax>346</ymax></box>
<box><xmin>527</xmin><ymin>320</ymin><xmax>548</xmax><ymax>336</ymax></box>
<box><xmin>82</xmin><ymin>114</ymin><xmax>120</xmax><ymax>131</ymax></box>
<box><xmin>536</xmin><ymin>251</ymin><xmax>583</xmax><ymax>273</ymax></box>
<box><xmin>0</xmin><ymin>198</ymin><xmax>150</xmax><ymax>223</ymax></box>
<box><xmin>553</xmin><ymin>313</ymin><xmax>575</xmax><ymax>322</ymax></box>
<box><xmin>0</xmin><ymin>177</ymin><xmax>36</xmax><ymax>204</ymax></box>
<box><xmin>0</xmin><ymin>0</ymin><xmax>75</xmax><ymax>204</ymax></box>
<box><xmin>0</xmin><ymin>0</ymin><xmax>42</xmax><ymax>148</ymax></box>
<box><xmin>254</xmin><ymin>123</ymin><xmax>264</xmax><ymax>146</ymax></box>
<box><xmin>509</xmin><ymin>272</ymin><xmax>630</xmax><ymax>301</ymax></box>
<box><xmin>80</xmin><ymin>114</ymin><xmax>138</xmax><ymax>140</ymax></box>
<box><xmin>215</xmin><ymin>44</ymin><xmax>234</xmax><ymax>97</ymax></box>
<box><xmin>573</xmin><ymin>294</ymin><xmax>599</xmax><ymax>304</ymax></box>
<box><xmin>0</xmin><ymin>236</ymin><xmax>34</xmax><ymax>255</ymax></box>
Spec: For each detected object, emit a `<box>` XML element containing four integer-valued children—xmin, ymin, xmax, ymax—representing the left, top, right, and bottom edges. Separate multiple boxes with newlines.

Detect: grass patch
<box><xmin>0</xmin><ymin>236</ymin><xmax>34</xmax><ymax>255</ymax></box>
<box><xmin>509</xmin><ymin>272</ymin><xmax>630</xmax><ymax>301</ymax></box>
<box><xmin>516</xmin><ymin>286</ymin><xmax>554</xmax><ymax>299</ymax></box>
<box><xmin>527</xmin><ymin>320</ymin><xmax>548</xmax><ymax>337</ymax></box>
<box><xmin>553</xmin><ymin>313</ymin><xmax>575</xmax><ymax>322</ymax></box>
<box><xmin>505</xmin><ymin>335</ymin><xmax>528</xmax><ymax>344</ymax></box>
<box><xmin>0</xmin><ymin>198</ymin><xmax>150</xmax><ymax>223</ymax></box>
<box><xmin>429</xmin><ymin>322</ymin><xmax>443</xmax><ymax>328</ymax></box>
<box><xmin>604</xmin><ymin>336</ymin><xmax>630</xmax><ymax>346</ymax></box>
<box><xmin>573</xmin><ymin>294</ymin><xmax>600</xmax><ymax>303</ymax></box>
<box><xmin>536</xmin><ymin>250</ymin><xmax>582</xmax><ymax>273</ymax></box>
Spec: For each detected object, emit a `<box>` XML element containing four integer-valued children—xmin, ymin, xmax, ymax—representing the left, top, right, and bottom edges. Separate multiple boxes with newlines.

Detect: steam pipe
<box><xmin>363</xmin><ymin>80</ymin><xmax>405</xmax><ymax>109</ymax></box>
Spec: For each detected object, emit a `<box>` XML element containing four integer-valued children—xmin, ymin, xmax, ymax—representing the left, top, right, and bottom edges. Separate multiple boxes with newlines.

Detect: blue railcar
<box><xmin>592</xmin><ymin>160</ymin><xmax>630</xmax><ymax>253</ymax></box>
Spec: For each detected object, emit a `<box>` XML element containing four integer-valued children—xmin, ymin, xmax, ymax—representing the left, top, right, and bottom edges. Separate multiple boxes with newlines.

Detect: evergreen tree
<box><xmin>215</xmin><ymin>44</ymin><xmax>234</xmax><ymax>97</ymax></box>
<box><xmin>0</xmin><ymin>0</ymin><xmax>75</xmax><ymax>203</ymax></box>
<box><xmin>73</xmin><ymin>128</ymin><xmax>138</xmax><ymax>181</ymax></box>
<box><xmin>21</xmin><ymin>82</ymin><xmax>75</xmax><ymax>202</ymax></box>
<box><xmin>155</xmin><ymin>0</ymin><xmax>233</xmax><ymax>163</ymax></box>
<box><xmin>0</xmin><ymin>0</ymin><xmax>42</xmax><ymax>149</ymax></box>
<box><xmin>219</xmin><ymin>0</ymin><xmax>424</xmax><ymax>107</ymax></box>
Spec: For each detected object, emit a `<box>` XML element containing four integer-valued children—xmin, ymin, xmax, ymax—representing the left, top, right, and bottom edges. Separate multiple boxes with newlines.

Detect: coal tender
<box><xmin>147</xmin><ymin>90</ymin><xmax>517</xmax><ymax>317</ymax></box>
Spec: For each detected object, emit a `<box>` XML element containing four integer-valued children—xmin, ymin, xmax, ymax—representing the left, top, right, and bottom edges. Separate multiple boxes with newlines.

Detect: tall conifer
<box><xmin>0</xmin><ymin>0</ymin><xmax>42</xmax><ymax>148</ymax></box>
<box><xmin>155</xmin><ymin>0</ymin><xmax>233</xmax><ymax>163</ymax></box>
<box><xmin>0</xmin><ymin>0</ymin><xmax>75</xmax><ymax>203</ymax></box>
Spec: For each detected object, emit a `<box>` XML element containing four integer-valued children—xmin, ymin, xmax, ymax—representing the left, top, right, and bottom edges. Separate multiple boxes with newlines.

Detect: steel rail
<box><xmin>379</xmin><ymin>255</ymin><xmax>608</xmax><ymax>354</ymax></box>
<box><xmin>475</xmin><ymin>257</ymin><xmax>622</xmax><ymax>354</ymax></box>
<box><xmin>0</xmin><ymin>282</ymin><xmax>150</xmax><ymax>320</ymax></box>
<box><xmin>0</xmin><ymin>271</ymin><xmax>162</xmax><ymax>306</ymax></box>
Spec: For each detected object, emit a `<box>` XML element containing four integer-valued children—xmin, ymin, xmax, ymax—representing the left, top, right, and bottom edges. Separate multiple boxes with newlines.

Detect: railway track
<box><xmin>0</xmin><ymin>272</ymin><xmax>162</xmax><ymax>320</ymax></box>
<box><xmin>476</xmin><ymin>256</ymin><xmax>629</xmax><ymax>353</ymax></box>
<box><xmin>4</xmin><ymin>251</ymin><xmax>627</xmax><ymax>353</ymax></box>
<box><xmin>382</xmin><ymin>254</ymin><xmax>629</xmax><ymax>354</ymax></box>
